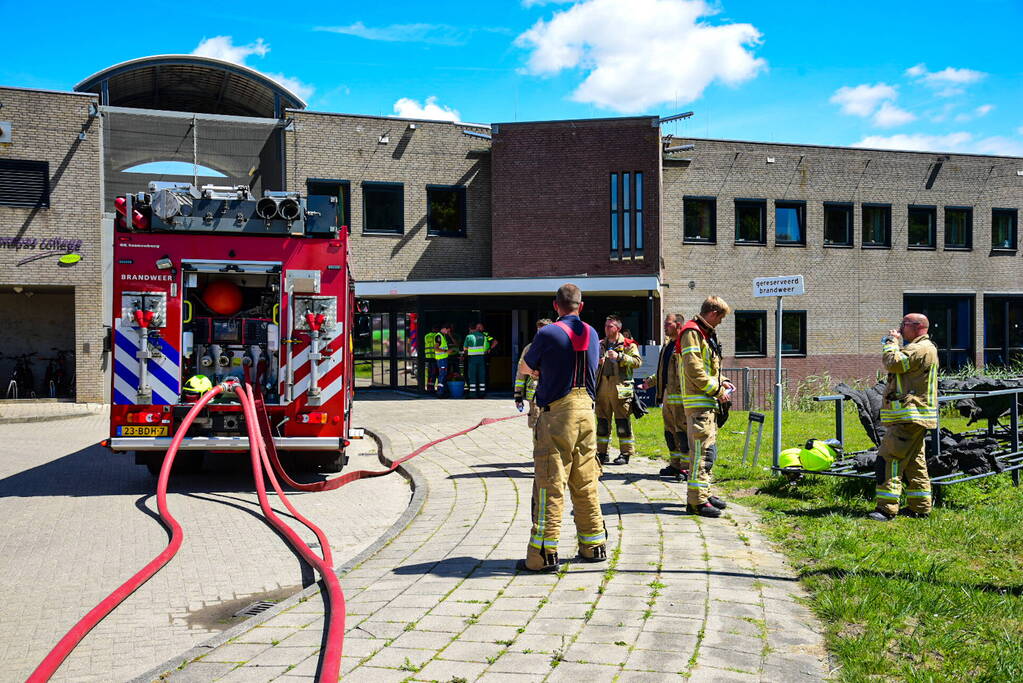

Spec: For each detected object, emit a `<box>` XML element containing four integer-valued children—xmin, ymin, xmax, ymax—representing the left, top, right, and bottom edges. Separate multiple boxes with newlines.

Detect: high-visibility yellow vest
<box><xmin>435</xmin><ymin>335</ymin><xmax>449</xmax><ymax>360</ymax></box>
<box><xmin>423</xmin><ymin>332</ymin><xmax>437</xmax><ymax>360</ymax></box>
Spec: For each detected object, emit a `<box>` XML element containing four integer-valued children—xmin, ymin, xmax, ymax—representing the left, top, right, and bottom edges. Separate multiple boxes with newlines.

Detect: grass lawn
<box><xmin>626</xmin><ymin>405</ymin><xmax>1023</xmax><ymax>682</ymax></box>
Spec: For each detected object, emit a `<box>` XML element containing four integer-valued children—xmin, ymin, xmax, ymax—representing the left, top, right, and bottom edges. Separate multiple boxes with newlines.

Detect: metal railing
<box><xmin>722</xmin><ymin>367</ymin><xmax>787</xmax><ymax>412</ymax></box>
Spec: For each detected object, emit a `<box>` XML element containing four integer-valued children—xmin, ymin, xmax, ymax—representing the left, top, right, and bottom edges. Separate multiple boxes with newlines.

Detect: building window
<box><xmin>781</xmin><ymin>311</ymin><xmax>807</xmax><ymax>356</ymax></box>
<box><xmin>307</xmin><ymin>179</ymin><xmax>350</xmax><ymax>229</ymax></box>
<box><xmin>610</xmin><ymin>171</ymin><xmax>644</xmax><ymax>258</ymax></box>
<box><xmin>823</xmin><ymin>202</ymin><xmax>854</xmax><ymax>247</ymax></box>
<box><xmin>862</xmin><ymin>203</ymin><xmax>891</xmax><ymax>248</ymax></box>
<box><xmin>992</xmin><ymin>208</ymin><xmax>1018</xmax><ymax>251</ymax></box>
<box><xmin>363</xmin><ymin>182</ymin><xmax>404</xmax><ymax>234</ymax></box>
<box><xmin>775</xmin><ymin>201</ymin><xmax>806</xmax><ymax>245</ymax></box>
<box><xmin>735</xmin><ymin>199</ymin><xmax>766</xmax><ymax>244</ymax></box>
<box><xmin>734</xmin><ymin>311</ymin><xmax>767</xmax><ymax>356</ymax></box>
<box><xmin>944</xmin><ymin>206</ymin><xmax>972</xmax><ymax>250</ymax></box>
<box><xmin>908</xmin><ymin>205</ymin><xmax>936</xmax><ymax>248</ymax></box>
<box><xmin>683</xmin><ymin>196</ymin><xmax>716</xmax><ymax>243</ymax></box>
<box><xmin>984</xmin><ymin>296</ymin><xmax>1023</xmax><ymax>367</ymax></box>
<box><xmin>904</xmin><ymin>294</ymin><xmax>975</xmax><ymax>369</ymax></box>
<box><xmin>0</xmin><ymin>159</ymin><xmax>50</xmax><ymax>208</ymax></box>
<box><xmin>426</xmin><ymin>185</ymin><xmax>466</xmax><ymax>237</ymax></box>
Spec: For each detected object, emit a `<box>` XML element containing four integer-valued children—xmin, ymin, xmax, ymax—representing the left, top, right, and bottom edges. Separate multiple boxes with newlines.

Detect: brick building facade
<box><xmin>661</xmin><ymin>137</ymin><xmax>1023</xmax><ymax>383</ymax></box>
<box><xmin>0</xmin><ymin>87</ymin><xmax>105</xmax><ymax>402</ymax></box>
<box><xmin>2</xmin><ymin>56</ymin><xmax>1021</xmax><ymax>400</ymax></box>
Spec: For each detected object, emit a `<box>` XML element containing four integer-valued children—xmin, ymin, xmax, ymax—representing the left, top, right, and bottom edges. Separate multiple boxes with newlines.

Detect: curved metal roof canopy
<box><xmin>75</xmin><ymin>55</ymin><xmax>306</xmax><ymax>118</ymax></box>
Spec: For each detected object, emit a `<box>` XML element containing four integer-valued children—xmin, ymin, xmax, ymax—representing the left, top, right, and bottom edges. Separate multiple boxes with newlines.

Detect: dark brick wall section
<box><xmin>491</xmin><ymin>117</ymin><xmax>662</xmax><ymax>279</ymax></box>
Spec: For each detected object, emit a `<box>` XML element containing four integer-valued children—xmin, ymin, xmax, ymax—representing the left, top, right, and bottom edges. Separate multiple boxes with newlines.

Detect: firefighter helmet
<box><xmin>182</xmin><ymin>374</ymin><xmax>213</xmax><ymax>401</ymax></box>
<box><xmin>778</xmin><ymin>447</ymin><xmax>803</xmax><ymax>468</ymax></box>
<box><xmin>799</xmin><ymin>440</ymin><xmax>838</xmax><ymax>471</ymax></box>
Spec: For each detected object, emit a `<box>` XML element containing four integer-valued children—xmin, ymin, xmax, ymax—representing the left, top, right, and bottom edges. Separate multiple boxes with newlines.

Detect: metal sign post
<box><xmin>753</xmin><ymin>275</ymin><xmax>805</xmax><ymax>469</ymax></box>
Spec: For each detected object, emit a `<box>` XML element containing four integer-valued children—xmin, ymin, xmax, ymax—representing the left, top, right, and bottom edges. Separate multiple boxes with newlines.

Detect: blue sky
<box><xmin>4</xmin><ymin>0</ymin><xmax>1022</xmax><ymax>155</ymax></box>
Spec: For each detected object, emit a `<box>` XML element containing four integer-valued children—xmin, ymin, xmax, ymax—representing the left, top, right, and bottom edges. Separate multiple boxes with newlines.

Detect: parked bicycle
<box><xmin>2</xmin><ymin>352</ymin><xmax>38</xmax><ymax>399</ymax></box>
<box><xmin>43</xmin><ymin>348</ymin><xmax>75</xmax><ymax>398</ymax></box>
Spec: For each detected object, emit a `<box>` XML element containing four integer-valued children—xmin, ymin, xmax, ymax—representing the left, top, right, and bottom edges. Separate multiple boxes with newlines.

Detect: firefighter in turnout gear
<box><xmin>596</xmin><ymin>315</ymin><xmax>643</xmax><ymax>466</ymax></box>
<box><xmin>463</xmin><ymin>324</ymin><xmax>489</xmax><ymax>398</ymax></box>
<box><xmin>643</xmin><ymin>313</ymin><xmax>689</xmax><ymax>480</ymax></box>
<box><xmin>679</xmin><ymin>297</ymin><xmax>734</xmax><ymax>518</ymax></box>
<box><xmin>868</xmin><ymin>313</ymin><xmax>939</xmax><ymax>521</ymax></box>
<box><xmin>424</xmin><ymin>325</ymin><xmax>440</xmax><ymax>393</ymax></box>
<box><xmin>519</xmin><ymin>284</ymin><xmax>606</xmax><ymax>572</ymax></box>
<box><xmin>515</xmin><ymin>319</ymin><xmax>552</xmax><ymax>428</ymax></box>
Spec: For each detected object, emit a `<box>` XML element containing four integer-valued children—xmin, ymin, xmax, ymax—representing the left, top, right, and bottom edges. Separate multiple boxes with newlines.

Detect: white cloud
<box><xmin>193</xmin><ymin>36</ymin><xmax>269</xmax><ymax>62</ymax></box>
<box><xmin>315</xmin><ymin>22</ymin><xmax>474</xmax><ymax>46</ymax></box>
<box><xmin>191</xmin><ymin>36</ymin><xmax>314</xmax><ymax>102</ymax></box>
<box><xmin>515</xmin><ymin>0</ymin><xmax>765</xmax><ymax>113</ymax></box>
<box><xmin>392</xmin><ymin>96</ymin><xmax>461</xmax><ymax>122</ymax></box>
<box><xmin>830</xmin><ymin>83</ymin><xmax>898</xmax><ymax>117</ymax></box>
<box><xmin>854</xmin><ymin>132</ymin><xmax>972</xmax><ymax>152</ymax></box>
<box><xmin>905</xmin><ymin>63</ymin><xmax>986</xmax><ymax>97</ymax></box>
<box><xmin>853</xmin><ymin>132</ymin><xmax>1023</xmax><ymax>156</ymax></box>
<box><xmin>954</xmin><ymin>104</ymin><xmax>995</xmax><ymax>123</ymax></box>
<box><xmin>872</xmin><ymin>101</ymin><xmax>916</xmax><ymax>128</ymax></box>
<box><xmin>264</xmin><ymin>72</ymin><xmax>315</xmax><ymax>101</ymax></box>
<box><xmin>974</xmin><ymin>137</ymin><xmax>1023</xmax><ymax>157</ymax></box>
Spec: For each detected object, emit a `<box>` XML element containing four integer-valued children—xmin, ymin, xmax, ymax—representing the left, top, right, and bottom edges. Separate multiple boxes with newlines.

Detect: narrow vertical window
<box><xmin>634</xmin><ymin>172</ymin><xmax>644</xmax><ymax>252</ymax></box>
<box><xmin>622</xmin><ymin>172</ymin><xmax>631</xmax><ymax>251</ymax></box>
<box><xmin>992</xmin><ymin>208</ymin><xmax>1018</xmax><ymax>251</ymax></box>
<box><xmin>610</xmin><ymin>173</ymin><xmax>619</xmax><ymax>254</ymax></box>
<box><xmin>908</xmin><ymin>205</ymin><xmax>936</xmax><ymax>248</ymax></box>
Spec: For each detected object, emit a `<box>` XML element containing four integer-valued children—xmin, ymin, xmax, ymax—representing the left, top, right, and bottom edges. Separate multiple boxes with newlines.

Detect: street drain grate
<box><xmin>233</xmin><ymin>600</ymin><xmax>277</xmax><ymax>618</ymax></box>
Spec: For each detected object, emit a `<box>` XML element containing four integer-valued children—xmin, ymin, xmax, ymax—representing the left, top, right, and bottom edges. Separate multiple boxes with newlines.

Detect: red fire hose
<box><xmin>27</xmin><ymin>384</ymin><xmax>227</xmax><ymax>683</ymax></box>
<box><xmin>29</xmin><ymin>384</ymin><xmax>525</xmax><ymax>682</ymax></box>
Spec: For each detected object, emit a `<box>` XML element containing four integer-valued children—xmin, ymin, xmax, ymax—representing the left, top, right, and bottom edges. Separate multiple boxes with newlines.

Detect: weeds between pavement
<box><xmin>628</xmin><ymin>405</ymin><xmax>1023</xmax><ymax>681</ymax></box>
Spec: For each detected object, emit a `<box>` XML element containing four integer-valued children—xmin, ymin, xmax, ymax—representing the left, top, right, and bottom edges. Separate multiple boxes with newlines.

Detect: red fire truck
<box><xmin>107</xmin><ymin>183</ymin><xmax>356</xmax><ymax>475</ymax></box>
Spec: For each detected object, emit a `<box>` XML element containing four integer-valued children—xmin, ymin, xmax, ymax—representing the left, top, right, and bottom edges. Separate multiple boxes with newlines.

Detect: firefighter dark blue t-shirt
<box><xmin>523</xmin><ymin>314</ymin><xmax>599</xmax><ymax>407</ymax></box>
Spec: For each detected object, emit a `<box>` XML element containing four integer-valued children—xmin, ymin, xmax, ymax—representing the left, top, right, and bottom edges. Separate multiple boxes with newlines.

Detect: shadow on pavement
<box><xmin>0</xmin><ymin>442</ymin><xmax>285</xmax><ymax>498</ymax></box>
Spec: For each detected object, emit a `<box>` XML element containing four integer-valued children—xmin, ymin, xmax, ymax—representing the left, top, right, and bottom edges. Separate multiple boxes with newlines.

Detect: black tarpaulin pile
<box><xmin>835</xmin><ymin>382</ymin><xmax>887</xmax><ymax>445</ymax></box>
<box><xmin>938</xmin><ymin>377</ymin><xmax>1023</xmax><ymax>425</ymax></box>
<box><xmin>833</xmin><ymin>380</ymin><xmax>1010</xmax><ymax>478</ymax></box>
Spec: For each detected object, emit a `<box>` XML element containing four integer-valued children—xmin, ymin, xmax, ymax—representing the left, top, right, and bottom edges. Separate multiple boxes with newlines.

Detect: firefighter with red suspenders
<box><xmin>518</xmin><ymin>284</ymin><xmax>607</xmax><ymax>572</ymax></box>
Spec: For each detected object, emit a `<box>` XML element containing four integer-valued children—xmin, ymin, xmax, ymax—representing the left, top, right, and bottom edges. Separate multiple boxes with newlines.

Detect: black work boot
<box><xmin>598</xmin><ymin>452</ymin><xmax>610</xmax><ymax>466</ymax></box>
<box><xmin>688</xmin><ymin>502</ymin><xmax>722</xmax><ymax>518</ymax></box>
<box><xmin>708</xmin><ymin>496</ymin><xmax>727</xmax><ymax>510</ymax></box>
<box><xmin>517</xmin><ymin>550</ymin><xmax>560</xmax><ymax>573</ymax></box>
<box><xmin>580</xmin><ymin>544</ymin><xmax>607</xmax><ymax>562</ymax></box>
<box><xmin>612</xmin><ymin>454</ymin><xmax>631</xmax><ymax>465</ymax></box>
<box><xmin>898</xmin><ymin>508</ymin><xmax>930</xmax><ymax>519</ymax></box>
<box><xmin>867</xmin><ymin>510</ymin><xmax>894</xmax><ymax>522</ymax></box>
<box><xmin>659</xmin><ymin>465</ymin><xmax>686</xmax><ymax>481</ymax></box>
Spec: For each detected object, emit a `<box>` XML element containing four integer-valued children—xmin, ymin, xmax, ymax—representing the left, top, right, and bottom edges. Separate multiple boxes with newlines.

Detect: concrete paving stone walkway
<box><xmin>161</xmin><ymin>393</ymin><xmax>830</xmax><ymax>682</ymax></box>
<box><xmin>0</xmin><ymin>408</ymin><xmax>410</xmax><ymax>682</ymax></box>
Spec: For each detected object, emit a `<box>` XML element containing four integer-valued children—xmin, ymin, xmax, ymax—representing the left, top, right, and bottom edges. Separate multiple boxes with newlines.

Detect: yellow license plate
<box><xmin>118</xmin><ymin>425</ymin><xmax>169</xmax><ymax>437</ymax></box>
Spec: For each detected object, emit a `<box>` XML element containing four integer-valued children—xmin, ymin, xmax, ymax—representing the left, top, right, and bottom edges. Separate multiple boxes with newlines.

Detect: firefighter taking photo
<box><xmin>595</xmin><ymin>315</ymin><xmax>642</xmax><ymax>466</ymax></box>
<box><xmin>678</xmin><ymin>296</ymin><xmax>733</xmax><ymax>518</ymax></box>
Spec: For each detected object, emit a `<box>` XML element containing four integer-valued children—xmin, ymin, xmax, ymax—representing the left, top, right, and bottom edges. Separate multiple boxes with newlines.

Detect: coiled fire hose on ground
<box><xmin>29</xmin><ymin>383</ymin><xmax>525</xmax><ymax>681</ymax></box>
<box><xmin>27</xmin><ymin>383</ymin><xmax>228</xmax><ymax>682</ymax></box>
